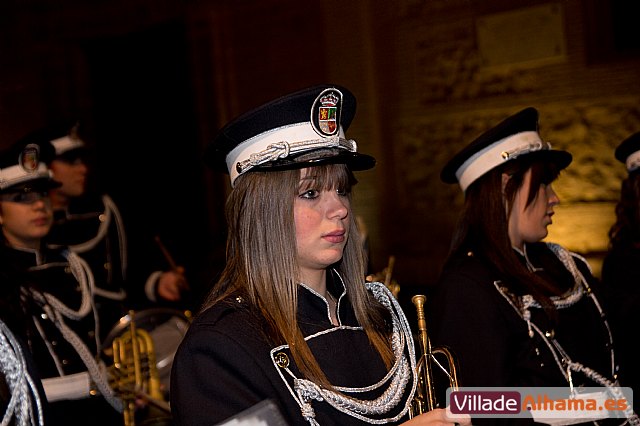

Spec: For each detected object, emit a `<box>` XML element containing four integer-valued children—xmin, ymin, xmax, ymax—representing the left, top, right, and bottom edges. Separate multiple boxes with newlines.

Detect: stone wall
<box><xmin>349</xmin><ymin>0</ymin><xmax>640</xmax><ymax>291</ymax></box>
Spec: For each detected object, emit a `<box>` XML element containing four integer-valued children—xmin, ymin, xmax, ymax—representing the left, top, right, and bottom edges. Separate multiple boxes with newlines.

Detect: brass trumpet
<box><xmin>365</xmin><ymin>256</ymin><xmax>460</xmax><ymax>415</ymax></box>
<box><xmin>409</xmin><ymin>294</ymin><xmax>460</xmax><ymax>417</ymax></box>
<box><xmin>109</xmin><ymin>310</ymin><xmax>171</xmax><ymax>426</ymax></box>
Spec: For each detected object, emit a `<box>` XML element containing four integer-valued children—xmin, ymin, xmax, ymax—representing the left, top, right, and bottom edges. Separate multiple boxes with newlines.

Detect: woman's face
<box><xmin>507</xmin><ymin>168</ymin><xmax>559</xmax><ymax>250</ymax></box>
<box><xmin>294</xmin><ymin>168</ymin><xmax>350</xmax><ymax>279</ymax></box>
<box><xmin>0</xmin><ymin>191</ymin><xmax>53</xmax><ymax>250</ymax></box>
<box><xmin>50</xmin><ymin>157</ymin><xmax>88</xmax><ymax>202</ymax></box>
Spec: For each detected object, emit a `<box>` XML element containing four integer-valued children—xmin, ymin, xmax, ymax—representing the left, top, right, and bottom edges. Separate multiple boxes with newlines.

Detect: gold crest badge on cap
<box><xmin>19</xmin><ymin>144</ymin><xmax>40</xmax><ymax>173</ymax></box>
<box><xmin>312</xmin><ymin>88</ymin><xmax>342</xmax><ymax>137</ymax></box>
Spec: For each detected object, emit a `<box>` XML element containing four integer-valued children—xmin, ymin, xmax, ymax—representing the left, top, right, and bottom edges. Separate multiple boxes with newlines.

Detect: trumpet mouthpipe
<box><xmin>409</xmin><ymin>294</ymin><xmax>460</xmax><ymax>418</ymax></box>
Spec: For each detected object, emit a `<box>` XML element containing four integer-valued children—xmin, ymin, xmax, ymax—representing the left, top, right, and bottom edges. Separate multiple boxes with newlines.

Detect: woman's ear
<box><xmin>501</xmin><ymin>173</ymin><xmax>510</xmax><ymax>194</ymax></box>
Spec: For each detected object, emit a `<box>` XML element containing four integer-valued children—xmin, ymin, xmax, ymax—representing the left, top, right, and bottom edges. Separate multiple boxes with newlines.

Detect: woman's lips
<box><xmin>32</xmin><ymin>217</ymin><xmax>49</xmax><ymax>226</ymax></box>
<box><xmin>323</xmin><ymin>230</ymin><xmax>345</xmax><ymax>243</ymax></box>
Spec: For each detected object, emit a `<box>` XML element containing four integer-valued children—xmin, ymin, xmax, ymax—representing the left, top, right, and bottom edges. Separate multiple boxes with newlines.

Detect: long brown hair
<box><xmin>449</xmin><ymin>156</ymin><xmax>564</xmax><ymax>318</ymax></box>
<box><xmin>609</xmin><ymin>170</ymin><xmax>640</xmax><ymax>249</ymax></box>
<box><xmin>202</xmin><ymin>163</ymin><xmax>394</xmax><ymax>389</ymax></box>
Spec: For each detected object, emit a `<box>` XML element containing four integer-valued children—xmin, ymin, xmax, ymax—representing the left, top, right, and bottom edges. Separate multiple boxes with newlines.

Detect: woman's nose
<box><xmin>77</xmin><ymin>162</ymin><xmax>89</xmax><ymax>174</ymax></box>
<box><xmin>326</xmin><ymin>191</ymin><xmax>348</xmax><ymax>219</ymax></box>
<box><xmin>548</xmin><ymin>185</ymin><xmax>560</xmax><ymax>206</ymax></box>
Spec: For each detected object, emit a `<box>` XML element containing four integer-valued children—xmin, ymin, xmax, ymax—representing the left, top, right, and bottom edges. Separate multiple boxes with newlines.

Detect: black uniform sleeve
<box><xmin>170</xmin><ymin>311</ymin><xmax>284</xmax><ymax>426</ymax></box>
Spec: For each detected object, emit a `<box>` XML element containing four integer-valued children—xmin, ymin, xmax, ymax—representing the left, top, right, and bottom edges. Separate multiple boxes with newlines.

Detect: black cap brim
<box><xmin>615</xmin><ymin>132</ymin><xmax>640</xmax><ymax>164</ymax></box>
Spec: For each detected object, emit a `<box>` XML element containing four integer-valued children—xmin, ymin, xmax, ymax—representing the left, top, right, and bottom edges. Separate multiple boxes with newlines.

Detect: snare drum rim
<box><xmin>101</xmin><ymin>307</ymin><xmax>192</xmax><ymax>351</ymax></box>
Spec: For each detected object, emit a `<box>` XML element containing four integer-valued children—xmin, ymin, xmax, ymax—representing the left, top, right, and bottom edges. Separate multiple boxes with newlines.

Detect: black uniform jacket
<box><xmin>0</xmin><ymin>327</ymin><xmax>53</xmax><ymax>425</ymax></box>
<box><xmin>0</xmin><ymin>242</ymin><xmax>123</xmax><ymax>425</ymax></box>
<box><xmin>430</xmin><ymin>242</ymin><xmax>613</xmax><ymax>388</ymax></box>
<box><xmin>0</xmin><ymin>289</ymin><xmax>52</xmax><ymax>426</ymax></box>
<box><xmin>47</xmin><ymin>193</ymin><xmax>127</xmax><ymax>338</ymax></box>
<box><xmin>0</xmin><ymin>243</ymin><xmax>99</xmax><ymax>379</ymax></box>
<box><xmin>171</xmin><ymin>282</ymin><xmax>414</xmax><ymax>425</ymax></box>
<box><xmin>602</xmin><ymin>245</ymin><xmax>640</xmax><ymax>410</ymax></box>
<box><xmin>428</xmin><ymin>243</ymin><xmax>615</xmax><ymax>424</ymax></box>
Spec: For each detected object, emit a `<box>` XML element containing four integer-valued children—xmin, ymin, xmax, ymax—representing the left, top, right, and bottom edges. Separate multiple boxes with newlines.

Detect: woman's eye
<box><xmin>300</xmin><ymin>189</ymin><xmax>319</xmax><ymax>199</ymax></box>
<box><xmin>13</xmin><ymin>193</ymin><xmax>29</xmax><ymax>203</ymax></box>
<box><xmin>336</xmin><ymin>188</ymin><xmax>348</xmax><ymax>196</ymax></box>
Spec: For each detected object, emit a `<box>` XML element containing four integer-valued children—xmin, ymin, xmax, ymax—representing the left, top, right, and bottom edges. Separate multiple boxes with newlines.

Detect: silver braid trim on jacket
<box><xmin>25</xmin><ymin>250</ymin><xmax>123</xmax><ymax>412</ymax></box>
<box><xmin>0</xmin><ymin>319</ymin><xmax>45</xmax><ymax>426</ymax></box>
<box><xmin>271</xmin><ymin>277</ymin><xmax>417</xmax><ymax>424</ymax></box>
<box><xmin>495</xmin><ymin>242</ymin><xmax>639</xmax><ymax>424</ymax></box>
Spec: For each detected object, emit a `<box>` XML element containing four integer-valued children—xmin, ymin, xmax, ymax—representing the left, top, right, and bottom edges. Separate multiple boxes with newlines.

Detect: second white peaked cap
<box><xmin>441</xmin><ymin>107</ymin><xmax>572</xmax><ymax>192</ymax></box>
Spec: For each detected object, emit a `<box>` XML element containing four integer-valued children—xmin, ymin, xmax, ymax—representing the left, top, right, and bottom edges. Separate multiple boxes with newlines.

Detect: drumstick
<box><xmin>154</xmin><ymin>235</ymin><xmax>179</xmax><ymax>271</ymax></box>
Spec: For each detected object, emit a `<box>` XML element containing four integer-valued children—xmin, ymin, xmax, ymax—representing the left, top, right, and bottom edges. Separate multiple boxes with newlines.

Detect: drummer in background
<box><xmin>21</xmin><ymin>119</ymin><xmax>189</xmax><ymax>340</ymax></box>
<box><xmin>0</xmin><ymin>140</ymin><xmax>123</xmax><ymax>425</ymax></box>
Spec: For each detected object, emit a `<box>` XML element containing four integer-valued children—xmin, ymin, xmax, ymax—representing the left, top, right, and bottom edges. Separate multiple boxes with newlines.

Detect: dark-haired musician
<box><xmin>431</xmin><ymin>107</ymin><xmax>638</xmax><ymax>424</ymax></box>
<box><xmin>602</xmin><ymin>131</ymin><xmax>640</xmax><ymax>414</ymax></box>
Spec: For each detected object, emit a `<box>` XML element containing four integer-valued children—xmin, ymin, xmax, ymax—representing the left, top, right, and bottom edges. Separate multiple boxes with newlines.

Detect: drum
<box><xmin>102</xmin><ymin>307</ymin><xmax>192</xmax><ymax>399</ymax></box>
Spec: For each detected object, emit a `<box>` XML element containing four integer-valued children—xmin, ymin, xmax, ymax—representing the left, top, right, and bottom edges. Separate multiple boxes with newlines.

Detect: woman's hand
<box><xmin>157</xmin><ymin>267</ymin><xmax>189</xmax><ymax>301</ymax></box>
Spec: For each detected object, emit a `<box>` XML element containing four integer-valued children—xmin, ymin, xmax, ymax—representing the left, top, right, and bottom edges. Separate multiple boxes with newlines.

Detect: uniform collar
<box><xmin>1</xmin><ymin>241</ymin><xmax>47</xmax><ymax>266</ymax></box>
<box><xmin>297</xmin><ymin>269</ymin><xmax>356</xmax><ymax>327</ymax></box>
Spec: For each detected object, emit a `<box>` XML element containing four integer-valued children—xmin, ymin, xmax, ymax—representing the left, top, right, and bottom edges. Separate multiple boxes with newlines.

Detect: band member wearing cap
<box><xmin>0</xmin><ymin>142</ymin><xmax>123</xmax><ymax>425</ymax></box>
<box><xmin>170</xmin><ymin>85</ymin><xmax>470</xmax><ymax>426</ymax></box>
<box><xmin>602</xmin><ymin>131</ymin><xmax>640</xmax><ymax>413</ymax></box>
<box><xmin>430</xmin><ymin>108</ymin><xmax>637</xmax><ymax>424</ymax></box>
<box><xmin>1</xmin><ymin>284</ymin><xmax>50</xmax><ymax>426</ymax></box>
<box><xmin>17</xmin><ymin>120</ymin><xmax>189</xmax><ymax>341</ymax></box>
